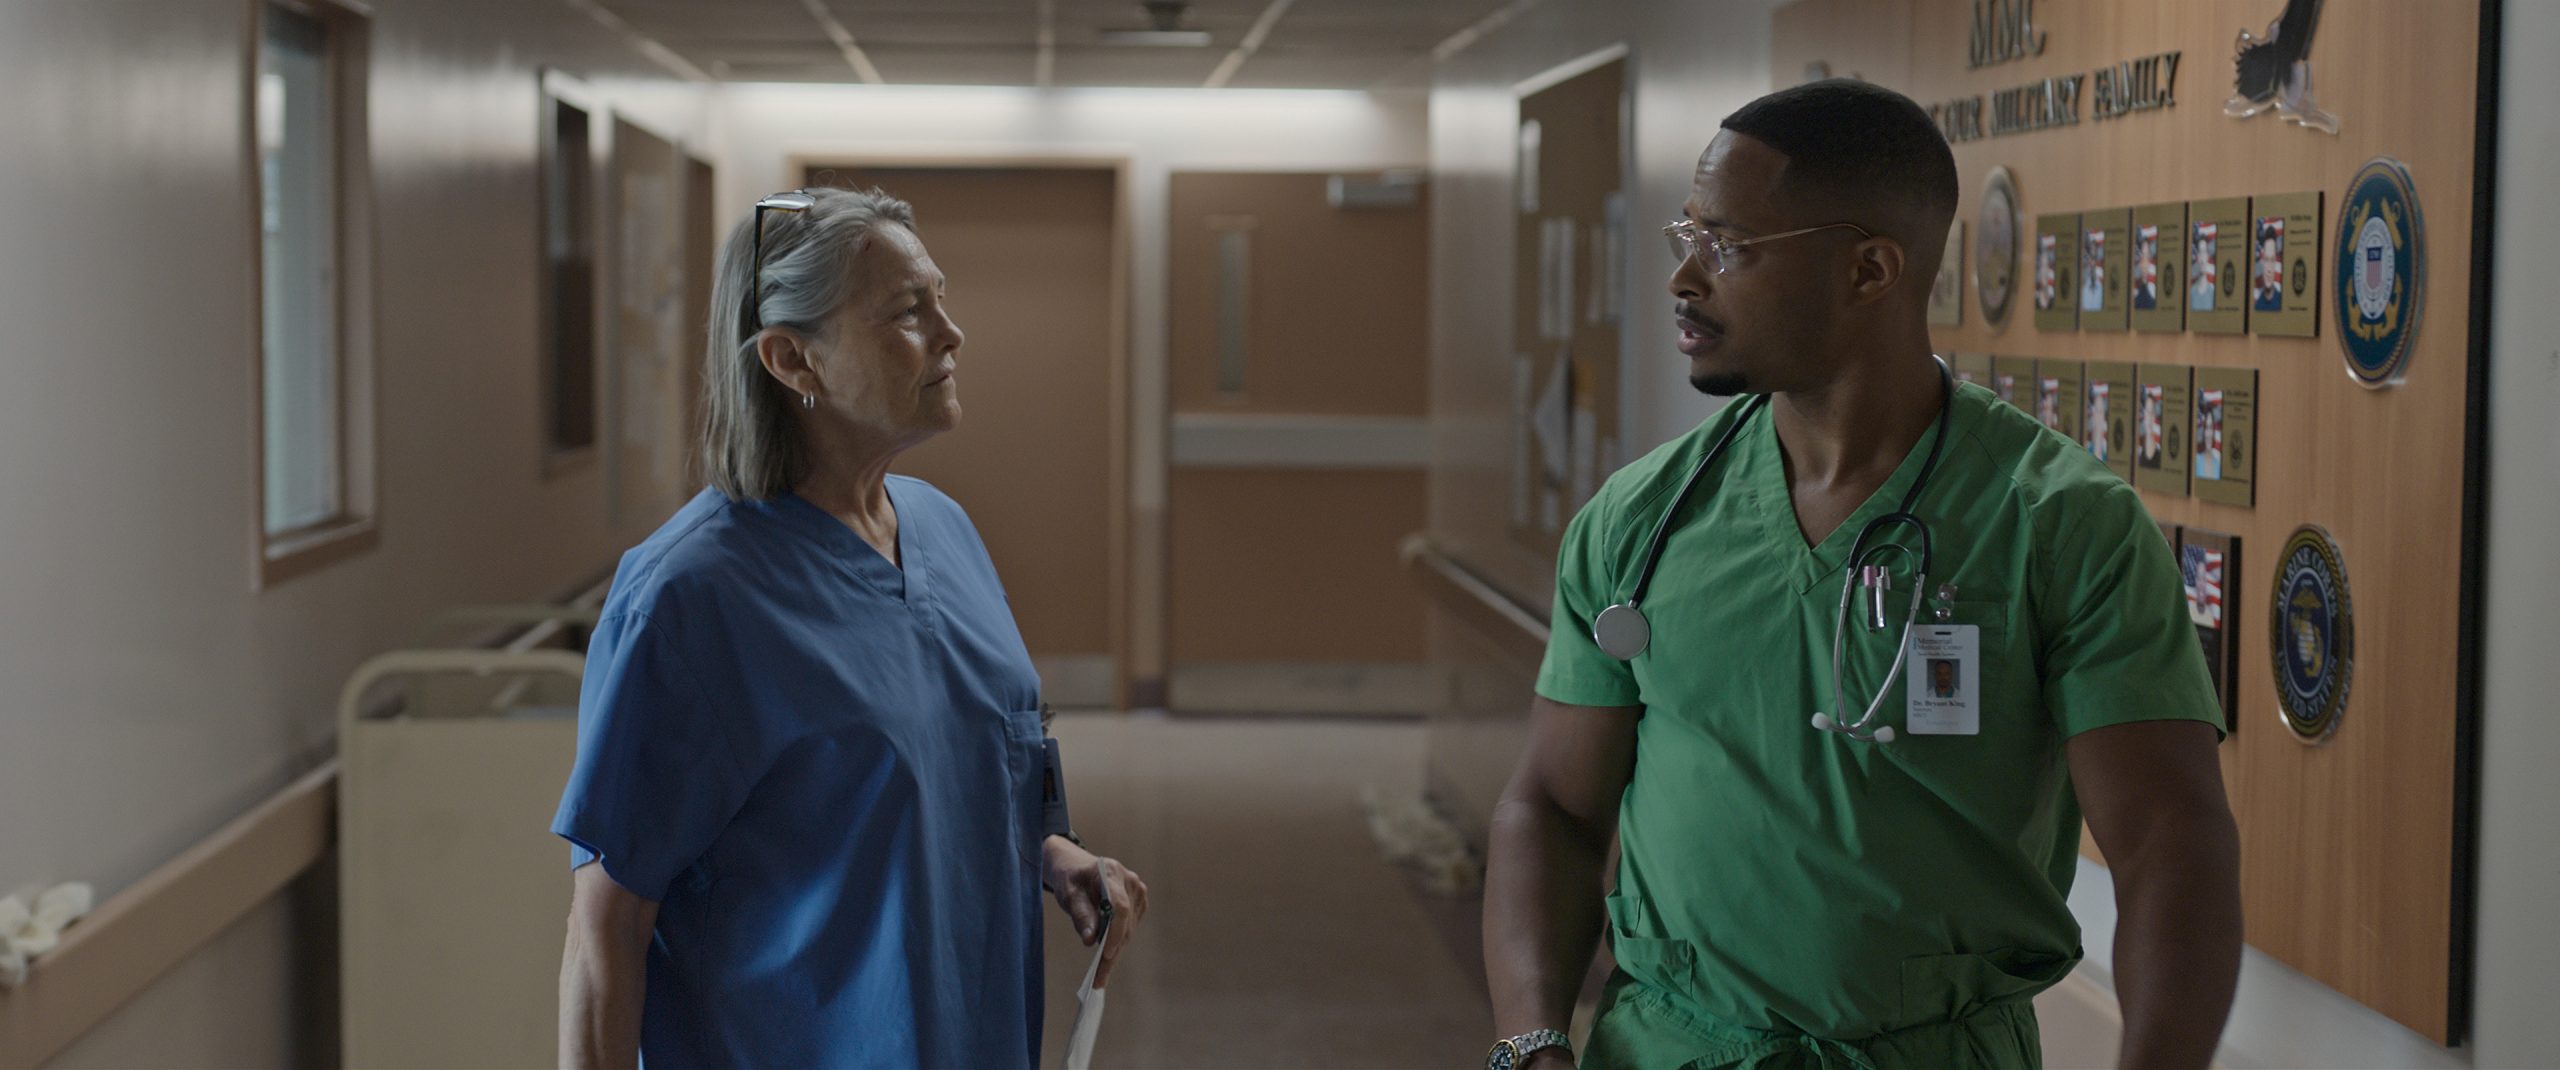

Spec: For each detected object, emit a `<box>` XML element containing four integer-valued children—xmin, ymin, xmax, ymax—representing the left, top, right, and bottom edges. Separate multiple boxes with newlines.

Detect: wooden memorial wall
<box><xmin>1773</xmin><ymin>0</ymin><xmax>2494</xmax><ymax>1045</ymax></box>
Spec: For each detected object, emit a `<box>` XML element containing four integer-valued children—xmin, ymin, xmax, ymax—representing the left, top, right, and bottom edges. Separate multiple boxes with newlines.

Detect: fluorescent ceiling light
<box><xmin>1096</xmin><ymin>28</ymin><xmax>1212</xmax><ymax>46</ymax></box>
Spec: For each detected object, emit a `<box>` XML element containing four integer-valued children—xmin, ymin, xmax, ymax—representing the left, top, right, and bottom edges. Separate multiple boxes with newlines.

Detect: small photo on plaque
<box><xmin>2135</xmin><ymin>364</ymin><xmax>2194</xmax><ymax>496</ymax></box>
<box><xmin>2180</xmin><ymin>527</ymin><xmax>2244</xmax><ymax>730</ymax></box>
<box><xmin>2034</xmin><ymin>213</ymin><xmax>2079</xmax><ymax>331</ymax></box>
<box><xmin>2131</xmin><ymin>202</ymin><xmax>2187</xmax><ymax>333</ymax></box>
<box><xmin>2079</xmin><ymin>208</ymin><xmax>2130</xmax><ymax>331</ymax></box>
<box><xmin>2191</xmin><ymin>366</ymin><xmax>2259</xmax><ymax>506</ymax></box>
<box><xmin>1992</xmin><ymin>356</ymin><xmax>2037</xmax><ymax>411</ymax></box>
<box><xmin>2083</xmin><ymin>360</ymin><xmax>2136</xmax><ymax>481</ymax></box>
<box><xmin>2036</xmin><ymin>359</ymin><xmax>2083</xmax><ymax>442</ymax></box>
<box><xmin>2249</xmin><ymin>191</ymin><xmax>2323</xmax><ymax>337</ymax></box>
<box><xmin>2188</xmin><ymin>198</ymin><xmax>2250</xmax><ymax>334</ymax></box>
<box><xmin>1951</xmin><ymin>352</ymin><xmax>1994</xmax><ymax>388</ymax></box>
<box><xmin>1929</xmin><ymin>218</ymin><xmax>1964</xmax><ymax>326</ymax></box>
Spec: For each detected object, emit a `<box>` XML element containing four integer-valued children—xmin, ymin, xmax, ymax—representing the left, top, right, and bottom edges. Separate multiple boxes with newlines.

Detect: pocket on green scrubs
<box><xmin>1604</xmin><ymin>889</ymin><xmax>1702</xmax><ymax>996</ymax></box>
<box><xmin>1897</xmin><ymin>947</ymin><xmax>2075</xmax><ymax>1022</ymax></box>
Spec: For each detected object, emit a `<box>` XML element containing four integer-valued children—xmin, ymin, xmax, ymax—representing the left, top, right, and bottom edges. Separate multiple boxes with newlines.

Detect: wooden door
<box><xmin>1165</xmin><ymin>171</ymin><xmax>1432</xmax><ymax>714</ymax></box>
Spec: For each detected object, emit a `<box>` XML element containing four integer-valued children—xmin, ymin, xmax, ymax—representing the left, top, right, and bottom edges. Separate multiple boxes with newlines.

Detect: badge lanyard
<box><xmin>1591</xmin><ymin>359</ymin><xmax>1957</xmax><ymax>744</ymax></box>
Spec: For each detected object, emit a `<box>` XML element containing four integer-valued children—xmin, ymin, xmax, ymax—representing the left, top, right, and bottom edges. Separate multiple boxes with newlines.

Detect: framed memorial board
<box><xmin>2034</xmin><ymin>358</ymin><xmax>2082</xmax><ymax>442</ymax></box>
<box><xmin>2032</xmin><ymin>213</ymin><xmax>2078</xmax><ymax>331</ymax></box>
<box><xmin>2191</xmin><ymin>366</ymin><xmax>2258</xmax><ymax>507</ymax></box>
<box><xmin>1991</xmin><ymin>355</ymin><xmax>2037</xmax><ymax>411</ymax></box>
<box><xmin>2249</xmin><ymin>191</ymin><xmax>2323</xmax><ymax>337</ymax></box>
<box><xmin>2080</xmin><ymin>359</ymin><xmax>2134</xmax><ymax>482</ymax></box>
<box><xmin>2078</xmin><ymin>208</ymin><xmax>2130</xmax><ymax>331</ymax></box>
<box><xmin>2130</xmin><ymin>202</ymin><xmax>2187</xmax><ymax>333</ymax></box>
<box><xmin>2180</xmin><ymin>527</ymin><xmax>2244</xmax><ymax>729</ymax></box>
<box><xmin>2186</xmin><ymin>197</ymin><xmax>2250</xmax><ymax>335</ymax></box>
<box><xmin>1950</xmin><ymin>352</ymin><xmax>1992</xmax><ymax>388</ymax></box>
<box><xmin>2134</xmin><ymin>363</ymin><xmax>2191</xmax><ymax>496</ymax></box>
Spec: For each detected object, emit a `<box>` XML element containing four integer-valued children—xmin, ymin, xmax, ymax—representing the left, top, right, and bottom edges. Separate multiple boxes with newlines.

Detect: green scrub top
<box><xmin>1537</xmin><ymin>381</ymin><xmax>2222</xmax><ymax>1056</ymax></box>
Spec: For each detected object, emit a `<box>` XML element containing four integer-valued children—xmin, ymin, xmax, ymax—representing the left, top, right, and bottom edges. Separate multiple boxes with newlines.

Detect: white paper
<box><xmin>1062</xmin><ymin>881</ymin><xmax>1114</xmax><ymax>1070</ymax></box>
<box><xmin>1062</xmin><ymin>942</ymin><xmax>1107</xmax><ymax>1070</ymax></box>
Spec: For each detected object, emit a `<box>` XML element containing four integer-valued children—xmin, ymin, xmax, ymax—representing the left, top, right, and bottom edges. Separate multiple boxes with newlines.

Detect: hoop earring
<box><xmin>802</xmin><ymin>393</ymin><xmax>816</xmax><ymax>410</ymax></box>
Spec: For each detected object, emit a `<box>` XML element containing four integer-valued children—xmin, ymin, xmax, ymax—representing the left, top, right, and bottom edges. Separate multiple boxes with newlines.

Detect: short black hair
<box><xmin>1719</xmin><ymin>79</ymin><xmax>1958</xmax><ymax>240</ymax></box>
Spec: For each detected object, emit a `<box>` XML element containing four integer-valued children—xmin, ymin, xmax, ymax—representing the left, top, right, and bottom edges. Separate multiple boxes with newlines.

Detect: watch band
<box><xmin>1486</xmin><ymin>1028</ymin><xmax>1571</xmax><ymax>1070</ymax></box>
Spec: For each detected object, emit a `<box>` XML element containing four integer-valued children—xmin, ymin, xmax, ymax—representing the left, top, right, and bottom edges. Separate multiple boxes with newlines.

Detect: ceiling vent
<box><xmin>1098</xmin><ymin>0</ymin><xmax>1213</xmax><ymax>46</ymax></box>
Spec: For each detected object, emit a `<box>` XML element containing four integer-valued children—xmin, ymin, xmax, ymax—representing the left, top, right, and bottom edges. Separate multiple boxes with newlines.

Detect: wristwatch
<box><xmin>1486</xmin><ymin>1028</ymin><xmax>1572</xmax><ymax>1070</ymax></box>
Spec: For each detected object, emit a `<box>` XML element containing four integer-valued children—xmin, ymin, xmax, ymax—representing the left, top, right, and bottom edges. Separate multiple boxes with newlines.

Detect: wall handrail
<box><xmin>0</xmin><ymin>762</ymin><xmax>337</xmax><ymax>1067</ymax></box>
<box><xmin>1400</xmin><ymin>534</ymin><xmax>1549</xmax><ymax>665</ymax></box>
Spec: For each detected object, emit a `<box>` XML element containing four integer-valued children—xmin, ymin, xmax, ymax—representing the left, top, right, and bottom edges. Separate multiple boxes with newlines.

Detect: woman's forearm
<box><xmin>561</xmin><ymin>864</ymin><xmax>657</xmax><ymax>1070</ymax></box>
<box><xmin>559</xmin><ymin>924</ymin><xmax>647</xmax><ymax>1070</ymax></box>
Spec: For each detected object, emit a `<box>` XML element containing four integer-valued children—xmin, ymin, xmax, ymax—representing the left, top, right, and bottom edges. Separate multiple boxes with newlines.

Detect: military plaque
<box><xmin>2248</xmin><ymin>191</ymin><xmax>2323</xmax><ymax>337</ymax></box>
<box><xmin>2181</xmin><ymin>527</ymin><xmax>2244</xmax><ymax>730</ymax></box>
<box><xmin>1992</xmin><ymin>356</ymin><xmax>2037</xmax><ymax>411</ymax></box>
<box><xmin>2336</xmin><ymin>157</ymin><xmax>2426</xmax><ymax>388</ymax></box>
<box><xmin>2079</xmin><ymin>208</ymin><xmax>2131</xmax><ymax>331</ymax></box>
<box><xmin>1951</xmin><ymin>352</ymin><xmax>1994</xmax><ymax>388</ymax></box>
<box><xmin>1929</xmin><ymin>218</ymin><xmax>1964</xmax><ymax>326</ymax></box>
<box><xmin>2033</xmin><ymin>213</ymin><xmax>2079</xmax><ymax>331</ymax></box>
<box><xmin>2130</xmin><ymin>202</ymin><xmax>2188</xmax><ymax>333</ymax></box>
<box><xmin>2187</xmin><ymin>197</ymin><xmax>2250</xmax><ymax>334</ymax></box>
<box><xmin>2082</xmin><ymin>360</ymin><xmax>2136</xmax><ymax>481</ymax></box>
<box><xmin>2035</xmin><ymin>358</ymin><xmax>2084</xmax><ymax>442</ymax></box>
<box><xmin>2191</xmin><ymin>366</ymin><xmax>2258</xmax><ymax>507</ymax></box>
<box><xmin>2135</xmin><ymin>364</ymin><xmax>2193</xmax><ymax>496</ymax></box>
<box><xmin>2271</xmin><ymin>525</ymin><xmax>2353</xmax><ymax>743</ymax></box>
<box><xmin>1976</xmin><ymin>167</ymin><xmax>2022</xmax><ymax>329</ymax></box>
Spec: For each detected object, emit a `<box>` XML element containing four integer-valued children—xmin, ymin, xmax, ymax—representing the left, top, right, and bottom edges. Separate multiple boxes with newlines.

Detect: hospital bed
<box><xmin>337</xmin><ymin>588</ymin><xmax>604</xmax><ymax>1068</ymax></box>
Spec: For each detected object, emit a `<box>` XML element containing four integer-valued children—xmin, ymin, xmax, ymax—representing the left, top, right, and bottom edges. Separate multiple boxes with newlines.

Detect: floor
<box><xmin>1033</xmin><ymin>713</ymin><xmax>2129</xmax><ymax>1069</ymax></box>
<box><xmin>1034</xmin><ymin>714</ymin><xmax>1493</xmax><ymax>1068</ymax></box>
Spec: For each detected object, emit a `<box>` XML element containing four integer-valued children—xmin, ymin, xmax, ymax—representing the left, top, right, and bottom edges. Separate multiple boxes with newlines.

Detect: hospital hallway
<box><xmin>8</xmin><ymin>0</ymin><xmax>2560</xmax><ymax>1067</ymax></box>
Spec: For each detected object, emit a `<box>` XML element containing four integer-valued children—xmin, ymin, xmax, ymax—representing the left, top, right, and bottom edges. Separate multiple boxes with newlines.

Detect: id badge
<box><xmin>1905</xmin><ymin>624</ymin><xmax>1982</xmax><ymax>736</ymax></box>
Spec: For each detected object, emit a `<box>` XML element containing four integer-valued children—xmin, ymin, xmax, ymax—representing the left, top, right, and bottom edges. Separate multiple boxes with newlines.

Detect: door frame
<box><xmin>789</xmin><ymin>151</ymin><xmax>1144</xmax><ymax>711</ymax></box>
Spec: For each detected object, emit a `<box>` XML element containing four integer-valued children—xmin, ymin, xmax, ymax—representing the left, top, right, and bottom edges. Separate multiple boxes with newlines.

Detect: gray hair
<box><xmin>699</xmin><ymin>186</ymin><xmax>918</xmax><ymax>501</ymax></box>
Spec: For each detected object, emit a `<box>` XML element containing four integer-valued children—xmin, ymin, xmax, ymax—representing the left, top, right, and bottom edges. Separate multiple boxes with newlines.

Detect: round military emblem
<box><xmin>2334</xmin><ymin>157</ymin><xmax>2425</xmax><ymax>388</ymax></box>
<box><xmin>2270</xmin><ymin>525</ymin><xmax>2354</xmax><ymax>743</ymax></box>
<box><xmin>1975</xmin><ymin>167</ymin><xmax>2020</xmax><ymax>328</ymax></box>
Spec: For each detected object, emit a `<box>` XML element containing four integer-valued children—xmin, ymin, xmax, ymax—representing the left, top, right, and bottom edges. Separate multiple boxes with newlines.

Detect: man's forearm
<box><xmin>1483</xmin><ymin>794</ymin><xmax>1613</xmax><ymax>1040</ymax></box>
<box><xmin>2110</xmin><ymin>808</ymin><xmax>2242</xmax><ymax>1070</ymax></box>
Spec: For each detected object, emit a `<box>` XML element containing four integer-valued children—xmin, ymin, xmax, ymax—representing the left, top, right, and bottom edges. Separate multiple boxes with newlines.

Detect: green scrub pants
<box><xmin>1583</xmin><ymin>972</ymin><xmax>2044</xmax><ymax>1070</ymax></box>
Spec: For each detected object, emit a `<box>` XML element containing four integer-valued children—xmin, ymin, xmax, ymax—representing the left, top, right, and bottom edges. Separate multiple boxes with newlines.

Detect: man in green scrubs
<box><xmin>1482</xmin><ymin>81</ymin><xmax>2240</xmax><ymax>1070</ymax></box>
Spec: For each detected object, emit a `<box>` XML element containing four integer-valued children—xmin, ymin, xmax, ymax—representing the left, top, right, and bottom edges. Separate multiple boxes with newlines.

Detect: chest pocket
<box><xmin>1827</xmin><ymin>597</ymin><xmax>2025</xmax><ymax>734</ymax></box>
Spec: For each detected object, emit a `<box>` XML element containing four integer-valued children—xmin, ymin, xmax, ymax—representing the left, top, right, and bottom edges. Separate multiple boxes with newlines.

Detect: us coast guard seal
<box><xmin>2335</xmin><ymin>157</ymin><xmax>2425</xmax><ymax>387</ymax></box>
<box><xmin>2271</xmin><ymin>525</ymin><xmax>2353</xmax><ymax>743</ymax></box>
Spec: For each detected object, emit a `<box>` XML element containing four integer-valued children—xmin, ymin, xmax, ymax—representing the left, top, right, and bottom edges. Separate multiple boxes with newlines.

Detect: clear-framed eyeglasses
<box><xmin>1663</xmin><ymin>218</ymin><xmax>1875</xmax><ymax>275</ymax></box>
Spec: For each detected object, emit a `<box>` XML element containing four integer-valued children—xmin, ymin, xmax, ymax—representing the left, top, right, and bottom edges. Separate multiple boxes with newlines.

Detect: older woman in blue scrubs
<box><xmin>553</xmin><ymin>186</ymin><xmax>1148</xmax><ymax>1068</ymax></box>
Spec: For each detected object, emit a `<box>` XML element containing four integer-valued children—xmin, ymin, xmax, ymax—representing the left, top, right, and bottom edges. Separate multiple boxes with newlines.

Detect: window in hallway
<box><xmin>539</xmin><ymin>76</ymin><xmax>600</xmax><ymax>465</ymax></box>
<box><xmin>254</xmin><ymin>0</ymin><xmax>375</xmax><ymax>585</ymax></box>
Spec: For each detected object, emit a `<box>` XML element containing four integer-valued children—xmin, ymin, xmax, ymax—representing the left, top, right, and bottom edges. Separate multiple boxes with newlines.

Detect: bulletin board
<box><xmin>1510</xmin><ymin>52</ymin><xmax>1629</xmax><ymax>558</ymax></box>
<box><xmin>1774</xmin><ymin>0</ymin><xmax>2495</xmax><ymax>1044</ymax></box>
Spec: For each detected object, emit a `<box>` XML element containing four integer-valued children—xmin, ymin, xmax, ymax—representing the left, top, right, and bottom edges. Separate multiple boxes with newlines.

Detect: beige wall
<box><xmin>0</xmin><ymin>1</ymin><xmax>709</xmax><ymax>1062</ymax></box>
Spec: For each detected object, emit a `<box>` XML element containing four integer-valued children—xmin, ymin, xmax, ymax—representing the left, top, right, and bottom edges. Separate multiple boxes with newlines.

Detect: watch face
<box><xmin>1487</xmin><ymin>1042</ymin><xmax>1517</xmax><ymax>1070</ymax></box>
<box><xmin>1976</xmin><ymin>167</ymin><xmax>2021</xmax><ymax>327</ymax></box>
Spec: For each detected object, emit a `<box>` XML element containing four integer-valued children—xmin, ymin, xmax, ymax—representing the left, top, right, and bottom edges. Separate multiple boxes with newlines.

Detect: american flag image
<box><xmin>2184</xmin><ymin>546</ymin><xmax>2225</xmax><ymax>628</ymax></box>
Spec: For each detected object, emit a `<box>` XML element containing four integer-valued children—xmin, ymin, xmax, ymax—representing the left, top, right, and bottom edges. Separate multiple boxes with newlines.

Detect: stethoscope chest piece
<box><xmin>1593</xmin><ymin>603</ymin><xmax>1653</xmax><ymax>660</ymax></box>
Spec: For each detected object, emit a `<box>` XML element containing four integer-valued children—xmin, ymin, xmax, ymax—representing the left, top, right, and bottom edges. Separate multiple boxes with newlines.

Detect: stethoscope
<box><xmin>1589</xmin><ymin>358</ymin><xmax>1957</xmax><ymax>744</ymax></box>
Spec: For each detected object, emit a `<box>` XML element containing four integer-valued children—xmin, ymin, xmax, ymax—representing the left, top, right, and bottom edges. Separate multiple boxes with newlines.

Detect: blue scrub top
<box><xmin>553</xmin><ymin>480</ymin><xmax>1047</xmax><ymax>1068</ymax></box>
